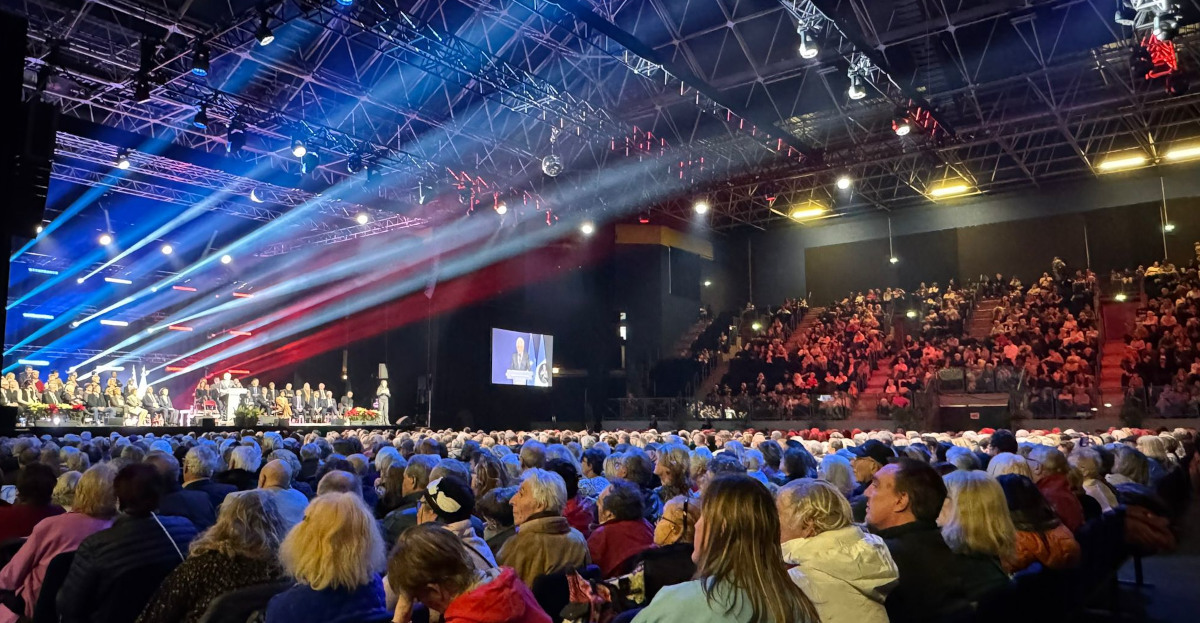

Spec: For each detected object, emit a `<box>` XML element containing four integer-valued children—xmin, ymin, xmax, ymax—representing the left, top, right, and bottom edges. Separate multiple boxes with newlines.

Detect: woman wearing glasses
<box><xmin>626</xmin><ymin>495</ymin><xmax>702</xmax><ymax>605</ymax></box>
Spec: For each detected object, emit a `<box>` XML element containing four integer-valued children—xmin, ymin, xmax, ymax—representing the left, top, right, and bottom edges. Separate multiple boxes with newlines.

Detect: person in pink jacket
<box><xmin>0</xmin><ymin>465</ymin><xmax>117</xmax><ymax>623</ymax></box>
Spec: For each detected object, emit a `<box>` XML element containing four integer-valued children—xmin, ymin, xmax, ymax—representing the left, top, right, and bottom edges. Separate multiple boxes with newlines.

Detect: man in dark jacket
<box><xmin>146</xmin><ymin>451</ymin><xmax>216</xmax><ymax>531</ymax></box>
<box><xmin>57</xmin><ymin>464</ymin><xmax>198</xmax><ymax>623</ymax></box>
<box><xmin>865</xmin><ymin>458</ymin><xmax>974</xmax><ymax>623</ymax></box>
<box><xmin>181</xmin><ymin>445</ymin><xmax>236</xmax><ymax>508</ymax></box>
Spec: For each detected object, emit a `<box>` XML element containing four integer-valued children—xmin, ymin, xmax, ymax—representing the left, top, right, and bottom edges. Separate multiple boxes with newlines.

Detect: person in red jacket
<box><xmin>1027</xmin><ymin>445</ymin><xmax>1084</xmax><ymax>532</ymax></box>
<box><xmin>587</xmin><ymin>480</ymin><xmax>656</xmax><ymax>578</ymax></box>
<box><xmin>388</xmin><ymin>524</ymin><xmax>550</xmax><ymax>623</ymax></box>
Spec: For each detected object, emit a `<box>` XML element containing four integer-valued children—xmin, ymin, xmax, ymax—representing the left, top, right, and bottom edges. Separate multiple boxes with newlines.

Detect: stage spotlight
<box><xmin>98</xmin><ymin>233</ymin><xmax>113</xmax><ymax>246</ymax></box>
<box><xmin>190</xmin><ymin>41</ymin><xmax>210</xmax><ymax>77</ymax></box>
<box><xmin>161</xmin><ymin>244</ymin><xmax>173</xmax><ymax>255</ymax></box>
<box><xmin>848</xmin><ymin>74</ymin><xmax>867</xmax><ymax>100</ymax></box>
<box><xmin>905</xmin><ymin>310</ymin><xmax>918</xmax><ymax>319</ymax></box>
<box><xmin>1153</xmin><ymin>12</ymin><xmax>1178</xmax><ymax>41</ymax></box>
<box><xmin>301</xmin><ymin>151</ymin><xmax>320</xmax><ymax>175</ymax></box>
<box><xmin>893</xmin><ymin>115</ymin><xmax>912</xmax><ymax>136</ymax></box>
<box><xmin>836</xmin><ymin>176</ymin><xmax>852</xmax><ymax>190</ymax></box>
<box><xmin>1104</xmin><ymin>402</ymin><xmax>1113</xmax><ymax>408</ymax></box>
<box><xmin>227</xmin><ymin>121</ymin><xmax>245</xmax><ymax>154</ymax></box>
<box><xmin>751</xmin><ymin>322</ymin><xmax>762</xmax><ymax>331</ymax></box>
<box><xmin>704</xmin><ymin>280</ymin><xmax>712</xmax><ymax>287</ymax></box>
<box><xmin>249</xmin><ymin>188</ymin><xmax>265</xmax><ymax>203</ymax></box>
<box><xmin>693</xmin><ymin>200</ymin><xmax>710</xmax><ymax>215</ymax></box>
<box><xmin>255</xmin><ymin>11</ymin><xmax>275</xmax><ymax>46</ymax></box>
<box><xmin>35</xmin><ymin>225</ymin><xmax>43</xmax><ymax>234</ymax></box>
<box><xmin>191</xmin><ymin>104</ymin><xmax>209</xmax><ymax>130</ymax></box>
<box><xmin>580</xmin><ymin>221</ymin><xmax>595</xmax><ymax>235</ymax></box>
<box><xmin>291</xmin><ymin>138</ymin><xmax>307</xmax><ymax>158</ymax></box>
<box><xmin>336</xmin><ymin>0</ymin><xmax>354</xmax><ymax>5</ymax></box>
<box><xmin>638</xmin><ymin>212</ymin><xmax>650</xmax><ymax>224</ymax></box>
<box><xmin>1164</xmin><ymin>223</ymin><xmax>1176</xmax><ymax>232</ymax></box>
<box><xmin>495</xmin><ymin>202</ymin><xmax>508</xmax><ymax>215</ymax></box>
<box><xmin>347</xmin><ymin>153</ymin><xmax>363</xmax><ymax>173</ymax></box>
<box><xmin>798</xmin><ymin>30</ymin><xmax>819</xmax><ymax>59</ymax></box>
<box><xmin>342</xmin><ymin>373</ymin><xmax>348</xmax><ymax>380</ymax></box>
<box><xmin>115</xmin><ymin>149</ymin><xmax>131</xmax><ymax>170</ymax></box>
<box><xmin>220</xmin><ymin>254</ymin><xmax>232</xmax><ymax>264</ymax></box>
<box><xmin>889</xmin><ymin>256</ymin><xmax>900</xmax><ymax>264</ymax></box>
<box><xmin>355</xmin><ymin>213</ymin><xmax>369</xmax><ymax>225</ymax></box>
<box><xmin>1115</xmin><ymin>293</ymin><xmax>1128</xmax><ymax>302</ymax></box>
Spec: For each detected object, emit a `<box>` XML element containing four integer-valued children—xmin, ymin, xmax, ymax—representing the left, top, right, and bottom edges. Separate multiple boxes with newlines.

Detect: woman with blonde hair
<box><xmin>1069</xmin><ymin>447</ymin><xmax>1118</xmax><ymax>513</ymax></box>
<box><xmin>633</xmin><ymin>474</ymin><xmax>818</xmax><ymax>623</ymax></box>
<box><xmin>776</xmin><ymin>479</ymin><xmax>897</xmax><ymax>623</ymax></box>
<box><xmin>51</xmin><ymin>471</ymin><xmax>82</xmax><ymax>511</ymax></box>
<box><xmin>138</xmin><ymin>490</ymin><xmax>289</xmax><ymax>623</ymax></box>
<box><xmin>937</xmin><ymin>471</ymin><xmax>1013</xmax><ymax>599</ymax></box>
<box><xmin>986</xmin><ymin>452</ymin><xmax>1034</xmax><ymax>480</ymax></box>
<box><xmin>817</xmin><ymin>454</ymin><xmax>858</xmax><ymax>499</ymax></box>
<box><xmin>653</xmin><ymin>443</ymin><xmax>694</xmax><ymax>504</ymax></box>
<box><xmin>0</xmin><ymin>465</ymin><xmax>117</xmax><ymax>623</ymax></box>
<box><xmin>387</xmin><ymin>525</ymin><xmax>548</xmax><ymax>623</ymax></box>
<box><xmin>265</xmin><ymin>492</ymin><xmax>388</xmax><ymax>623</ymax></box>
<box><xmin>470</xmin><ymin>452</ymin><xmax>512</xmax><ymax>500</ymax></box>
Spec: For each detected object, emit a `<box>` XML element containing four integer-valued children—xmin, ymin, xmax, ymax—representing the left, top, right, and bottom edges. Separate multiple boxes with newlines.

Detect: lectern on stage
<box><xmin>505</xmin><ymin>370</ymin><xmax>533</xmax><ymax>386</ymax></box>
<box><xmin>221</xmin><ymin>387</ymin><xmax>248</xmax><ymax>418</ymax></box>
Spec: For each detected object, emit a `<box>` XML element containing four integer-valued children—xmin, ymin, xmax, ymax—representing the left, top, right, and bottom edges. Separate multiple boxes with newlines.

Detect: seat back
<box><xmin>197</xmin><ymin>580</ymin><xmax>293</xmax><ymax>623</ymax></box>
<box><xmin>94</xmin><ymin>561</ymin><xmax>181</xmax><ymax>623</ymax></box>
<box><xmin>32</xmin><ymin>550</ymin><xmax>75</xmax><ymax>623</ymax></box>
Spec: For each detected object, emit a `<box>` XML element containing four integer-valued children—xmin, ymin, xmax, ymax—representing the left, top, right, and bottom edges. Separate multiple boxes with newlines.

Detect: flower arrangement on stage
<box><xmin>345</xmin><ymin>407</ymin><xmax>380</xmax><ymax>423</ymax></box>
<box><xmin>234</xmin><ymin>404</ymin><xmax>265</xmax><ymax>427</ymax></box>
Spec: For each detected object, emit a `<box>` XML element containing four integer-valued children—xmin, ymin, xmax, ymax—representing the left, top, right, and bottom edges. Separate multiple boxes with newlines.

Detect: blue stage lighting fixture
<box><xmin>192</xmin><ymin>104</ymin><xmax>210</xmax><ymax>130</ymax></box>
<box><xmin>256</xmin><ymin>11</ymin><xmax>275</xmax><ymax>46</ymax></box>
<box><xmin>98</xmin><ymin>232</ymin><xmax>113</xmax><ymax>246</ymax></box>
<box><xmin>190</xmin><ymin>41</ymin><xmax>210</xmax><ymax>76</ymax></box>
<box><xmin>336</xmin><ymin>0</ymin><xmax>354</xmax><ymax>5</ymax></box>
<box><xmin>22</xmin><ymin>313</ymin><xmax>54</xmax><ymax>320</ymax></box>
<box><xmin>28</xmin><ymin>267</ymin><xmax>59</xmax><ymax>275</ymax></box>
<box><xmin>291</xmin><ymin>138</ymin><xmax>306</xmax><ymax>157</ymax></box>
<box><xmin>227</xmin><ymin>121</ymin><xmax>246</xmax><ymax>154</ymax></box>
<box><xmin>17</xmin><ymin>359</ymin><xmax>49</xmax><ymax>366</ymax></box>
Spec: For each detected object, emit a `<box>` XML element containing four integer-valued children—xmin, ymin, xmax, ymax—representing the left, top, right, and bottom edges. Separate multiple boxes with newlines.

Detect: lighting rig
<box><xmin>1118</xmin><ymin>1</ymin><xmax>1189</xmax><ymax>94</ymax></box>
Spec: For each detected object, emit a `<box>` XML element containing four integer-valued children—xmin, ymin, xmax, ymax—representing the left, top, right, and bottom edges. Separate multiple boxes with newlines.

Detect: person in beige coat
<box><xmin>497</xmin><ymin>468</ymin><xmax>591</xmax><ymax>586</ymax></box>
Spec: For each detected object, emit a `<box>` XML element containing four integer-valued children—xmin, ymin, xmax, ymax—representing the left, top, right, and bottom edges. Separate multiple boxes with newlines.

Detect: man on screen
<box><xmin>508</xmin><ymin>337</ymin><xmax>533</xmax><ymax>373</ymax></box>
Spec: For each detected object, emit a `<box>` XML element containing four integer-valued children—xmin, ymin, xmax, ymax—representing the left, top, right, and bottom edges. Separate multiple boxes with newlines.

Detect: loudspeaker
<box><xmin>331</xmin><ymin>418</ymin><xmax>345</xmax><ymax>426</ymax></box>
<box><xmin>377</xmin><ymin>363</ymin><xmax>388</xmax><ymax>380</ymax></box>
<box><xmin>274</xmin><ymin>418</ymin><xmax>290</xmax><ymax>428</ymax></box>
<box><xmin>105</xmin><ymin>417</ymin><xmax>123</xmax><ymax>426</ymax></box>
<box><xmin>0</xmin><ymin>405</ymin><xmax>15</xmax><ymax>437</ymax></box>
<box><xmin>197</xmin><ymin>417</ymin><xmax>217</xmax><ymax>429</ymax></box>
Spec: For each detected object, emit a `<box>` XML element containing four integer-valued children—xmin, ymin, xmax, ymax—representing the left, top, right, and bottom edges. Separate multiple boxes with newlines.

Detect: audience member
<box><xmin>0</xmin><ymin>463</ymin><xmax>62</xmax><ymax>541</ymax></box>
<box><xmin>937</xmin><ymin>471</ymin><xmax>1013</xmax><ymax>599</ymax></box>
<box><xmin>418</xmin><ymin>475</ymin><xmax>496</xmax><ymax>572</ymax></box>
<box><xmin>387</xmin><ymin>525</ymin><xmax>548</xmax><ymax>623</ymax></box>
<box><xmin>588</xmin><ymin>479</ymin><xmax>655</xmax><ymax>578</ymax></box>
<box><xmin>633</xmin><ymin>474</ymin><xmax>818</xmax><ymax>623</ymax></box>
<box><xmin>0</xmin><ymin>465</ymin><xmax>116</xmax><ymax>623</ymax></box>
<box><xmin>266</xmin><ymin>492</ymin><xmax>388</xmax><ymax>623</ymax></box>
<box><xmin>1027</xmin><ymin>445</ymin><xmax>1084</xmax><ymax>531</ymax></box>
<box><xmin>497</xmin><ymin>468</ymin><xmax>590</xmax><ymax>586</ymax></box>
<box><xmin>181</xmin><ymin>445</ymin><xmax>236</xmax><ymax>508</ymax></box>
<box><xmin>777</xmin><ymin>479</ymin><xmax>898</xmax><ymax>623</ymax></box>
<box><xmin>136</xmin><ymin>490</ymin><xmax>288</xmax><ymax>623</ymax></box>
<box><xmin>259</xmin><ymin>459</ymin><xmax>309</xmax><ymax>529</ymax></box>
<box><xmin>146</xmin><ymin>451</ymin><xmax>216</xmax><ymax>532</ymax></box>
<box><xmin>995</xmin><ymin>474</ymin><xmax>1081</xmax><ymax>574</ymax></box>
<box><xmin>57</xmin><ymin>463</ymin><xmax>198</xmax><ymax>623</ymax></box>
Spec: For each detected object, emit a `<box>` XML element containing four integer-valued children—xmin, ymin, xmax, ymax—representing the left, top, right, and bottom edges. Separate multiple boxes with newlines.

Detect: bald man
<box><xmin>315</xmin><ymin>470</ymin><xmax>361</xmax><ymax>497</ymax></box>
<box><xmin>258</xmin><ymin>459</ymin><xmax>309</xmax><ymax>528</ymax></box>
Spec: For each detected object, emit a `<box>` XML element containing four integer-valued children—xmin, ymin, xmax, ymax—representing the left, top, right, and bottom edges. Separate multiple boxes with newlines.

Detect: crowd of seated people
<box><xmin>708</xmin><ymin>294</ymin><xmax>888</xmax><ymax>419</ymax></box>
<box><xmin>879</xmin><ymin>270</ymin><xmax>1101</xmax><ymax>418</ymax></box>
<box><xmin>1118</xmin><ymin>253</ymin><xmax>1200</xmax><ymax>417</ymax></box>
<box><xmin>0</xmin><ymin>422</ymin><xmax>1192</xmax><ymax>623</ymax></box>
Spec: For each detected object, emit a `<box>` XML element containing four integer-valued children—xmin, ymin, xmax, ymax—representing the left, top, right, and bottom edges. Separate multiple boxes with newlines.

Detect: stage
<box><xmin>16</xmin><ymin>423</ymin><xmax>395</xmax><ymax>437</ymax></box>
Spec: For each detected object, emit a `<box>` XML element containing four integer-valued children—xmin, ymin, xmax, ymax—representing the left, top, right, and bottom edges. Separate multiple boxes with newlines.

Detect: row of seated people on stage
<box><xmin>707</xmin><ymin>294</ymin><xmax>888</xmax><ymax>419</ymax></box>
<box><xmin>194</xmin><ymin>376</ymin><xmax>391</xmax><ymax>423</ymax></box>
<box><xmin>0</xmin><ymin>369</ymin><xmax>178</xmax><ymax>426</ymax></box>
<box><xmin>0</xmin><ymin>423</ymin><xmax>1192</xmax><ymax>623</ymax></box>
<box><xmin>1118</xmin><ymin>254</ymin><xmax>1200</xmax><ymax>417</ymax></box>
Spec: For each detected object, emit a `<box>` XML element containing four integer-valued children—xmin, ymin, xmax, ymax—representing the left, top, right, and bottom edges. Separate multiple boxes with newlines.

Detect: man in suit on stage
<box><xmin>143</xmin><ymin>389</ymin><xmax>162</xmax><ymax>423</ymax></box>
<box><xmin>83</xmin><ymin>384</ymin><xmax>113</xmax><ymax>422</ymax></box>
<box><xmin>158</xmin><ymin>388</ymin><xmax>180</xmax><ymax>425</ymax></box>
<box><xmin>318</xmin><ymin>390</ymin><xmax>338</xmax><ymax>421</ymax></box>
<box><xmin>338</xmin><ymin>391</ymin><xmax>355</xmax><ymax>415</ymax></box>
<box><xmin>508</xmin><ymin>336</ymin><xmax>533</xmax><ymax>373</ymax></box>
<box><xmin>249</xmin><ymin>378</ymin><xmax>267</xmax><ymax>409</ymax></box>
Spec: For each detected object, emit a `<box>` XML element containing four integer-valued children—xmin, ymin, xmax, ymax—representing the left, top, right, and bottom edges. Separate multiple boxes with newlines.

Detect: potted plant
<box><xmin>234</xmin><ymin>403</ymin><xmax>265</xmax><ymax>427</ymax></box>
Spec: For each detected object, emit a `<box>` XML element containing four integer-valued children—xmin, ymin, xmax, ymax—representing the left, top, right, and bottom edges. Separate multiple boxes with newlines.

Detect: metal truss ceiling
<box><xmin>7</xmin><ymin>0</ymin><xmax>1200</xmax><ymax>231</ymax></box>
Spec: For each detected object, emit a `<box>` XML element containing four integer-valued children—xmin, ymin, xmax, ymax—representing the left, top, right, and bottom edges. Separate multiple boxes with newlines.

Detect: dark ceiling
<box><xmin>7</xmin><ymin>0</ymin><xmax>1200</xmax><ymax>232</ymax></box>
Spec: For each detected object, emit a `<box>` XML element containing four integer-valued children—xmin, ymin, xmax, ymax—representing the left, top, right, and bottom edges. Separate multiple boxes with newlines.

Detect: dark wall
<box><xmin>742</xmin><ymin>166</ymin><xmax>1200</xmax><ymax>305</ymax></box>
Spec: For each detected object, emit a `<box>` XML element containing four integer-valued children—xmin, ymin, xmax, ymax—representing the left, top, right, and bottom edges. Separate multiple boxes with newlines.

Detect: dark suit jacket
<box><xmin>249</xmin><ymin>385</ymin><xmax>265</xmax><ymax>405</ymax></box>
<box><xmin>214</xmin><ymin>468</ymin><xmax>258</xmax><ymax>492</ymax></box>
<box><xmin>339</xmin><ymin>396</ymin><xmax>354</xmax><ymax>411</ymax></box>
<box><xmin>143</xmin><ymin>393</ymin><xmax>159</xmax><ymax>410</ymax></box>
<box><xmin>509</xmin><ymin>352</ymin><xmax>532</xmax><ymax>372</ymax></box>
<box><xmin>183</xmin><ymin>478</ymin><xmax>237</xmax><ymax>509</ymax></box>
<box><xmin>159</xmin><ymin>485</ymin><xmax>217</xmax><ymax>532</ymax></box>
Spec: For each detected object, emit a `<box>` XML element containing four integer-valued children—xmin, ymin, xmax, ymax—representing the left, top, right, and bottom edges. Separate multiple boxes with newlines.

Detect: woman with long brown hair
<box><xmin>633</xmin><ymin>474</ymin><xmax>818</xmax><ymax>623</ymax></box>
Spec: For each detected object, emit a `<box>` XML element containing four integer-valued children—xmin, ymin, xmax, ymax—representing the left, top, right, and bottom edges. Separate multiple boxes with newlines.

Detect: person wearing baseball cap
<box><xmin>421</xmin><ymin>475</ymin><xmax>496</xmax><ymax>572</ymax></box>
<box><xmin>847</xmin><ymin>440</ymin><xmax>896</xmax><ymax>522</ymax></box>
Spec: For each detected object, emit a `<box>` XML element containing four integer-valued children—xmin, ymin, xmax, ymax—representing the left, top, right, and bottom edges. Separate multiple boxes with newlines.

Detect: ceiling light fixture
<box><xmin>1164</xmin><ymin>144</ymin><xmax>1200</xmax><ymax>161</ymax></box>
<box><xmin>190</xmin><ymin>41</ymin><xmax>210</xmax><ymax>76</ymax></box>
<box><xmin>255</xmin><ymin>11</ymin><xmax>275</xmax><ymax>46</ymax></box>
<box><xmin>115</xmin><ymin>149</ymin><xmax>131</xmax><ymax>170</ymax></box>
<box><xmin>848</xmin><ymin>74</ymin><xmax>867</xmax><ymax>100</ymax></box>
<box><xmin>798</xmin><ymin>30</ymin><xmax>819</xmax><ymax>59</ymax></box>
<box><xmin>693</xmin><ymin>200</ymin><xmax>710</xmax><ymax>215</ymax></box>
<box><xmin>928</xmin><ymin>183</ymin><xmax>972</xmax><ymax>198</ymax></box>
<box><xmin>1097</xmin><ymin>153</ymin><xmax>1148</xmax><ymax>171</ymax></box>
<box><xmin>836</xmin><ymin>176</ymin><xmax>852</xmax><ymax>190</ymax></box>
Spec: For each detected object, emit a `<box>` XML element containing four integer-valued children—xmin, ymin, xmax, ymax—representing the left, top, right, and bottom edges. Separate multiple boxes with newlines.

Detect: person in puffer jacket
<box><xmin>776</xmin><ymin>479</ymin><xmax>899</xmax><ymax>623</ymax></box>
<box><xmin>388</xmin><ymin>524</ymin><xmax>550</xmax><ymax>623</ymax></box>
<box><xmin>996</xmin><ymin>474</ymin><xmax>1081</xmax><ymax>573</ymax></box>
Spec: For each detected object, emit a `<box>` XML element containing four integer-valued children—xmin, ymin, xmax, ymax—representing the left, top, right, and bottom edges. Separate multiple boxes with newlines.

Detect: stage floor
<box><xmin>17</xmin><ymin>423</ymin><xmax>381</xmax><ymax>436</ymax></box>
